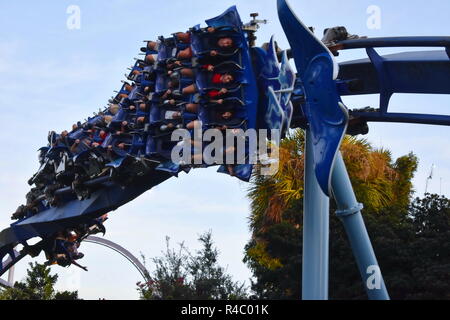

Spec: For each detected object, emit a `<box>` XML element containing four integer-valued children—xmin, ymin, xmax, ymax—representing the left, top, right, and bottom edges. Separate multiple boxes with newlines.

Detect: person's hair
<box><xmin>103</xmin><ymin>115</ymin><xmax>113</xmax><ymax>124</ymax></box>
<box><xmin>109</xmin><ymin>104</ymin><xmax>120</xmax><ymax>115</ymax></box>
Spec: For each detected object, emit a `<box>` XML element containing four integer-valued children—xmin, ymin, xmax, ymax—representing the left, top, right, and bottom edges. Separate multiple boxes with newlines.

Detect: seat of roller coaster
<box><xmin>146</xmin><ymin>137</ymin><xmax>175</xmax><ymax>161</ymax></box>
<box><xmin>143</xmin><ymin>64</ymin><xmax>156</xmax><ymax>75</ymax></box>
<box><xmin>38</xmin><ymin>146</ymin><xmax>50</xmax><ymax>161</ymax></box>
<box><xmin>155</xmin><ymin>74</ymin><xmax>171</xmax><ymax>94</ymax></box>
<box><xmin>138</xmin><ymin>75</ymin><xmax>155</xmax><ymax>89</ymax></box>
<box><xmin>73</xmin><ymin>148</ymin><xmax>102</xmax><ymax>163</ymax></box>
<box><xmin>201</xmin><ymin>83</ymin><xmax>243</xmax><ymax>98</ymax></box>
<box><xmin>201</xmin><ymin>103</ymin><xmax>247</xmax><ymax>129</ymax></box>
<box><xmin>46</xmin><ymin>145</ymin><xmax>71</xmax><ymax>160</ymax></box>
<box><xmin>217</xmin><ymin>163</ymin><xmax>253</xmax><ymax>182</ymax></box>
<box><xmin>129</xmin><ymin>135</ymin><xmax>146</xmax><ymax>156</ymax></box>
<box><xmin>109</xmin><ymin>94</ymin><xmax>123</xmax><ymax>105</ymax></box>
<box><xmin>145</xmin><ymin>135</ymin><xmax>158</xmax><ymax>157</ymax></box>
<box><xmin>171</xmin><ymin>35</ymin><xmax>191</xmax><ymax>51</ymax></box>
<box><xmin>105</xmin><ymin>153</ymin><xmax>128</xmax><ymax>169</ymax></box>
<box><xmin>191</xmin><ymin>27</ymin><xmax>242</xmax><ymax>58</ymax></box>
<box><xmin>157</xmin><ymin>104</ymin><xmax>181</xmax><ymax>117</ymax></box>
<box><xmin>206</xmin><ymin>116</ymin><xmax>246</xmax><ymax>130</ymax></box>
<box><xmin>128</xmin><ymin>86</ymin><xmax>142</xmax><ymax>101</ymax></box>
<box><xmin>159</xmin><ymin>98</ymin><xmax>187</xmax><ymax>109</ymax></box>
<box><xmin>127</xmin><ymin>62</ymin><xmax>144</xmax><ymax>78</ymax></box>
<box><xmin>204</xmin><ymin>96</ymin><xmax>245</xmax><ymax>109</ymax></box>
<box><xmin>150</xmin><ymin>104</ymin><xmax>162</xmax><ymax>124</ymax></box>
<box><xmin>206</xmin><ymin>5</ymin><xmax>243</xmax><ymax>30</ymax></box>
<box><xmin>157</xmin><ymin>37</ymin><xmax>177</xmax><ymax>61</ymax></box>
<box><xmin>48</xmin><ymin>131</ymin><xmax>58</xmax><ymax>145</ymax></box>
<box><xmin>86</xmin><ymin>115</ymin><xmax>104</xmax><ymax>126</ymax></box>
<box><xmin>155</xmin><ymin>160</ymin><xmax>181</xmax><ymax>176</ymax></box>
<box><xmin>101</xmin><ymin>133</ymin><xmax>113</xmax><ymax>148</ymax></box>
<box><xmin>196</xmin><ymin>61</ymin><xmax>245</xmax><ymax>91</ymax></box>
<box><xmin>134</xmin><ymin>106</ymin><xmax>148</xmax><ymax>116</ymax></box>
<box><xmin>119</xmin><ymin>82</ymin><xmax>132</xmax><ymax>95</ymax></box>
<box><xmin>148</xmin><ymin>119</ymin><xmax>181</xmax><ymax>141</ymax></box>
<box><xmin>176</xmin><ymin>76</ymin><xmax>195</xmax><ymax>91</ymax></box>
<box><xmin>109</xmin><ymin>109</ymin><xmax>128</xmax><ymax>123</ymax></box>
<box><xmin>141</xmin><ymin>45</ymin><xmax>158</xmax><ymax>56</ymax></box>
<box><xmin>183</xmin><ymin>106</ymin><xmax>199</xmax><ymax>117</ymax></box>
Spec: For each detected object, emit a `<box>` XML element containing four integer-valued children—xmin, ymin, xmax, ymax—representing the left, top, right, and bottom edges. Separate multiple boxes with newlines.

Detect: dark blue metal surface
<box><xmin>205</xmin><ymin>6</ymin><xmax>243</xmax><ymax>30</ymax></box>
<box><xmin>337</xmin><ymin>36</ymin><xmax>450</xmax><ymax>50</ymax></box>
<box><xmin>0</xmin><ymin>171</ymin><xmax>172</xmax><ymax>254</ymax></box>
<box><xmin>278</xmin><ymin>0</ymin><xmax>348</xmax><ymax>196</ymax></box>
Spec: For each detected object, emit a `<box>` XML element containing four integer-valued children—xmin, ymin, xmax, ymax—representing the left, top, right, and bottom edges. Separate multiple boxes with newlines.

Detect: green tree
<box><xmin>244</xmin><ymin>129</ymin><xmax>449</xmax><ymax>300</ymax></box>
<box><xmin>0</xmin><ymin>262</ymin><xmax>79</xmax><ymax>300</ymax></box>
<box><xmin>137</xmin><ymin>232</ymin><xmax>247</xmax><ymax>300</ymax></box>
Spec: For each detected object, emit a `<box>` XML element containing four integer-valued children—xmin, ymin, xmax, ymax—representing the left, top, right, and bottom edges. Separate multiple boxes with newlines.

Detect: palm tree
<box><xmin>245</xmin><ymin>129</ymin><xmax>419</xmax><ymax>299</ymax></box>
<box><xmin>247</xmin><ymin>129</ymin><xmax>417</xmax><ymax>233</ymax></box>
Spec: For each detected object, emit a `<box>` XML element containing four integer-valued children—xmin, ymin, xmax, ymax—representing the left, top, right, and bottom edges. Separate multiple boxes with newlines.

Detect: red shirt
<box><xmin>208</xmin><ymin>90</ymin><xmax>221</xmax><ymax>98</ymax></box>
<box><xmin>212</xmin><ymin>73</ymin><xmax>222</xmax><ymax>84</ymax></box>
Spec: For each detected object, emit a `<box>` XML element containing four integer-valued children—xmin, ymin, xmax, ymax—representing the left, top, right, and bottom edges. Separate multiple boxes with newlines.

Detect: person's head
<box><xmin>137</xmin><ymin>116</ymin><xmax>146</xmax><ymax>123</ymax></box>
<box><xmin>124</xmin><ymin>83</ymin><xmax>133</xmax><ymax>92</ymax></box>
<box><xmin>109</xmin><ymin>104</ymin><xmax>120</xmax><ymax>115</ymax></box>
<box><xmin>118</xmin><ymin>142</ymin><xmax>126</xmax><ymax>149</ymax></box>
<box><xmin>99</xmin><ymin>130</ymin><xmax>107</xmax><ymax>140</ymax></box>
<box><xmin>173</xmin><ymin>111</ymin><xmax>182</xmax><ymax>119</ymax></box>
<box><xmin>38</xmin><ymin>149</ymin><xmax>47</xmax><ymax>164</ymax></box>
<box><xmin>146</xmin><ymin>54</ymin><xmax>157</xmax><ymax>64</ymax></box>
<box><xmin>103</xmin><ymin>115</ymin><xmax>113</xmax><ymax>124</ymax></box>
<box><xmin>217</xmin><ymin>37</ymin><xmax>234</xmax><ymax>48</ymax></box>
<box><xmin>139</xmin><ymin>103</ymin><xmax>147</xmax><ymax>111</ymax></box>
<box><xmin>221</xmin><ymin>111</ymin><xmax>233</xmax><ymax>120</ymax></box>
<box><xmin>220</xmin><ymin>73</ymin><xmax>234</xmax><ymax>84</ymax></box>
<box><xmin>61</xmin><ymin>130</ymin><xmax>69</xmax><ymax>138</ymax></box>
<box><xmin>68</xmin><ymin>230</ymin><xmax>78</xmax><ymax>242</ymax></box>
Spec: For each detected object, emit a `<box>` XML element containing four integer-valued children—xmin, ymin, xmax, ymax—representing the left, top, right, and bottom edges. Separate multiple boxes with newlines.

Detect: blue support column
<box><xmin>302</xmin><ymin>129</ymin><xmax>330</xmax><ymax>300</ymax></box>
<box><xmin>331</xmin><ymin>152</ymin><xmax>390</xmax><ymax>300</ymax></box>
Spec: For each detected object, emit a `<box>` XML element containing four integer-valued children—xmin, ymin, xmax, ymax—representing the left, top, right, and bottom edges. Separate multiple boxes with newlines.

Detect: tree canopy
<box><xmin>137</xmin><ymin>231</ymin><xmax>248</xmax><ymax>300</ymax></box>
<box><xmin>0</xmin><ymin>262</ymin><xmax>79</xmax><ymax>300</ymax></box>
<box><xmin>244</xmin><ymin>129</ymin><xmax>449</xmax><ymax>300</ymax></box>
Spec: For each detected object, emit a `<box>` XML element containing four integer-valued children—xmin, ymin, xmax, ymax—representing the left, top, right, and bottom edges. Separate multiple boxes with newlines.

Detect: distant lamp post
<box><xmin>425</xmin><ymin>164</ymin><xmax>436</xmax><ymax>194</ymax></box>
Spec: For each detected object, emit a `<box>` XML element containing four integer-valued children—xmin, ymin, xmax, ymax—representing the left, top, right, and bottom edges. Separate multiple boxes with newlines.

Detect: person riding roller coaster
<box><xmin>44</xmin><ymin>230</ymin><xmax>88</xmax><ymax>271</ymax></box>
<box><xmin>181</xmin><ymin>72</ymin><xmax>235</xmax><ymax>97</ymax></box>
<box><xmin>177</xmin><ymin>27</ymin><xmax>236</xmax><ymax>61</ymax></box>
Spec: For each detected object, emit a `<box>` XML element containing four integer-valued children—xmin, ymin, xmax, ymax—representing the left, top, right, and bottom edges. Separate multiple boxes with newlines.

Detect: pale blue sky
<box><xmin>0</xmin><ymin>0</ymin><xmax>449</xmax><ymax>299</ymax></box>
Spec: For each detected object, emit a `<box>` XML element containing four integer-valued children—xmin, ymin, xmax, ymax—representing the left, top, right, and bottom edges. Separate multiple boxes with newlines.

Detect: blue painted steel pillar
<box><xmin>331</xmin><ymin>152</ymin><xmax>390</xmax><ymax>300</ymax></box>
<box><xmin>302</xmin><ymin>129</ymin><xmax>330</xmax><ymax>300</ymax></box>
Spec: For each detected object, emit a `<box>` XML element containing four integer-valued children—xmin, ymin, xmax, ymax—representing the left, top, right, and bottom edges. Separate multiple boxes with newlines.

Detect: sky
<box><xmin>0</xmin><ymin>0</ymin><xmax>449</xmax><ymax>299</ymax></box>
